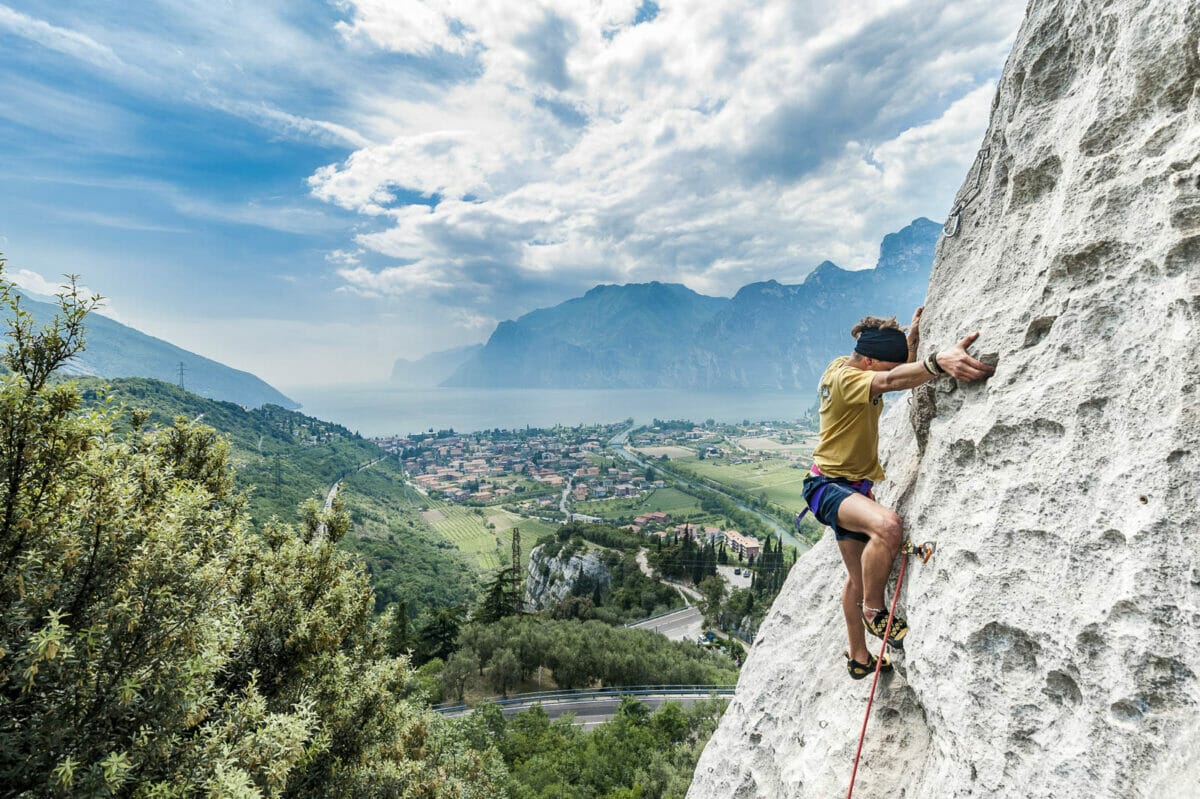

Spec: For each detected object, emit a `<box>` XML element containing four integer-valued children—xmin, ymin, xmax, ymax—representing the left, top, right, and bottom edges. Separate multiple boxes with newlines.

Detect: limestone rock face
<box><xmin>688</xmin><ymin>1</ymin><xmax>1200</xmax><ymax>797</ymax></box>
<box><xmin>524</xmin><ymin>542</ymin><xmax>612</xmax><ymax>612</ymax></box>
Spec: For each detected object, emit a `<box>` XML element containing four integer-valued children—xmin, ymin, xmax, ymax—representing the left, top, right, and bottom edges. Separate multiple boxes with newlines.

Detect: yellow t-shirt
<box><xmin>812</xmin><ymin>357</ymin><xmax>885</xmax><ymax>482</ymax></box>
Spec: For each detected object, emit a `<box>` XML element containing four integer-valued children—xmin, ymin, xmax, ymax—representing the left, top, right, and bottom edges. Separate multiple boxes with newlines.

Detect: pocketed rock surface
<box><xmin>688</xmin><ymin>1</ymin><xmax>1200</xmax><ymax>797</ymax></box>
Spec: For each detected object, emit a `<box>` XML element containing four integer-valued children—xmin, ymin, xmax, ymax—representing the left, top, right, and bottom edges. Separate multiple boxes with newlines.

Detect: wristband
<box><xmin>925</xmin><ymin>352</ymin><xmax>946</xmax><ymax>376</ymax></box>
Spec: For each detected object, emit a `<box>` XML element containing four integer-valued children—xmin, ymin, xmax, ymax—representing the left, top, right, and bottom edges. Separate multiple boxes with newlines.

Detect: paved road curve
<box><xmin>438</xmin><ymin>688</ymin><xmax>734</xmax><ymax>729</ymax></box>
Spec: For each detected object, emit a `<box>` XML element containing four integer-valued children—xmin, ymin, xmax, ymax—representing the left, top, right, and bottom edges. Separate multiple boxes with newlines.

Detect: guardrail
<box><xmin>622</xmin><ymin>606</ymin><xmax>694</xmax><ymax>627</ymax></box>
<box><xmin>434</xmin><ymin>684</ymin><xmax>736</xmax><ymax>715</ymax></box>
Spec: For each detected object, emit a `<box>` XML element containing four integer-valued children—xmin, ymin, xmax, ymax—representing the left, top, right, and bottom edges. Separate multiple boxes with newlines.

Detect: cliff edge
<box><xmin>688</xmin><ymin>1</ymin><xmax>1200</xmax><ymax>797</ymax></box>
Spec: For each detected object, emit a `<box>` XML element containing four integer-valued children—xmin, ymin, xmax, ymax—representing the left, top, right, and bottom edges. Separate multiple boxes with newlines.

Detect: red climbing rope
<box><xmin>845</xmin><ymin>549</ymin><xmax>910</xmax><ymax>799</ymax></box>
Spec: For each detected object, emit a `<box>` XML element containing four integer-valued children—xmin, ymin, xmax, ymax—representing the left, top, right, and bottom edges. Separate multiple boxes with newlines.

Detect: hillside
<box><xmin>76</xmin><ymin>376</ymin><xmax>477</xmax><ymax>616</ymax></box>
<box><xmin>14</xmin><ymin>290</ymin><xmax>298</xmax><ymax>408</ymax></box>
<box><xmin>688</xmin><ymin>1</ymin><xmax>1200</xmax><ymax>796</ymax></box>
<box><xmin>443</xmin><ymin>219</ymin><xmax>939</xmax><ymax>390</ymax></box>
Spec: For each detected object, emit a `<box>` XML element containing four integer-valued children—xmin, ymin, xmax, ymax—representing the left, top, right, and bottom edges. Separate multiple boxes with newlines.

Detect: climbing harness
<box><xmin>845</xmin><ymin>540</ymin><xmax>935</xmax><ymax>799</ymax></box>
<box><xmin>795</xmin><ymin>464</ymin><xmax>874</xmax><ymax>530</ymax></box>
<box><xmin>943</xmin><ymin>146</ymin><xmax>991</xmax><ymax>238</ymax></box>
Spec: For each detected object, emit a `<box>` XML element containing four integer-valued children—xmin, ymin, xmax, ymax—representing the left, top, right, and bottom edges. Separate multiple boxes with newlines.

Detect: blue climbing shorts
<box><xmin>801</xmin><ymin>473</ymin><xmax>871</xmax><ymax>544</ymax></box>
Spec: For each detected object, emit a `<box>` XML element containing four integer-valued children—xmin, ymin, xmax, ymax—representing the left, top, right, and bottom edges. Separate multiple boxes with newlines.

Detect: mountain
<box><xmin>688</xmin><ymin>1</ymin><xmax>1200</xmax><ymax>795</ymax></box>
<box><xmin>12</xmin><ymin>291</ymin><xmax>298</xmax><ymax>408</ymax></box>
<box><xmin>390</xmin><ymin>343</ymin><xmax>483</xmax><ymax>386</ymax></box>
<box><xmin>443</xmin><ymin>281</ymin><xmax>728</xmax><ymax>387</ymax></box>
<box><xmin>443</xmin><ymin>218</ymin><xmax>941</xmax><ymax>390</ymax></box>
<box><xmin>688</xmin><ymin>218</ymin><xmax>941</xmax><ymax>390</ymax></box>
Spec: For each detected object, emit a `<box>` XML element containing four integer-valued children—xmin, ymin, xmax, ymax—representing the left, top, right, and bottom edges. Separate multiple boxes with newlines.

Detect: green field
<box><xmin>674</xmin><ymin>456</ymin><xmax>810</xmax><ymax>510</ymax></box>
<box><xmin>574</xmin><ymin>486</ymin><xmax>705</xmax><ymax>522</ymax></box>
<box><xmin>422</xmin><ymin>498</ymin><xmax>552</xmax><ymax>573</ymax></box>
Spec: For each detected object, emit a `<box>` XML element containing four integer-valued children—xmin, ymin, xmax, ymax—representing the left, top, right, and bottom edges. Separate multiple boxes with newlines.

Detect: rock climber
<box><xmin>801</xmin><ymin>308</ymin><xmax>994</xmax><ymax>679</ymax></box>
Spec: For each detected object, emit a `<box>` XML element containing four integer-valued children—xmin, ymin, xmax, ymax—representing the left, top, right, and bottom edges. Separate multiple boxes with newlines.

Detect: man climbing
<box><xmin>801</xmin><ymin>308</ymin><xmax>994</xmax><ymax>679</ymax></box>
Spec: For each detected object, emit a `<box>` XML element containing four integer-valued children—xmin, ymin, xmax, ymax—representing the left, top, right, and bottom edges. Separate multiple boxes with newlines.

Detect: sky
<box><xmin>0</xmin><ymin>0</ymin><xmax>1026</xmax><ymax>388</ymax></box>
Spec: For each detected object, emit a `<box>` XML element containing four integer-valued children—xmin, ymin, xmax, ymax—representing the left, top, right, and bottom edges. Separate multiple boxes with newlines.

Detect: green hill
<box><xmin>75</xmin><ymin>376</ymin><xmax>477</xmax><ymax>616</ymax></box>
<box><xmin>14</xmin><ymin>290</ymin><xmax>298</xmax><ymax>408</ymax></box>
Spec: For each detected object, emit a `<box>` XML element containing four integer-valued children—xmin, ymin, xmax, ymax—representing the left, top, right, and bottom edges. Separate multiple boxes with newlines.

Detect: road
<box><xmin>439</xmin><ymin>689</ymin><xmax>733</xmax><ymax>729</ymax></box>
<box><xmin>608</xmin><ymin>426</ymin><xmax>808</xmax><ymax>552</ymax></box>
<box><xmin>320</xmin><ymin>456</ymin><xmax>387</xmax><ymax>532</ymax></box>
<box><xmin>627</xmin><ymin>606</ymin><xmax>704</xmax><ymax>643</ymax></box>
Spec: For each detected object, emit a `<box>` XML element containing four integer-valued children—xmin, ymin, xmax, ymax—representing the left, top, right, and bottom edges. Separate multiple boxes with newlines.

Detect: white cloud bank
<box><xmin>314</xmin><ymin>0</ymin><xmax>1024</xmax><ymax>310</ymax></box>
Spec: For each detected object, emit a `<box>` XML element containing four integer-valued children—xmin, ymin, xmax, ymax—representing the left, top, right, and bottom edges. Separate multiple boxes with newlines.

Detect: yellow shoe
<box><xmin>863</xmin><ymin>608</ymin><xmax>909</xmax><ymax>649</ymax></box>
<box><xmin>845</xmin><ymin>650</ymin><xmax>892</xmax><ymax>680</ymax></box>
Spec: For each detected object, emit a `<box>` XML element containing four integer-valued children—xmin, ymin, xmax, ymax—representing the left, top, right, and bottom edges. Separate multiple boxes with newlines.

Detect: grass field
<box><xmin>736</xmin><ymin>435</ymin><xmax>817</xmax><ymax>455</ymax></box>
<box><xmin>421</xmin><ymin>497</ymin><xmax>552</xmax><ymax>573</ymax></box>
<box><xmin>674</xmin><ymin>456</ymin><xmax>810</xmax><ymax>509</ymax></box>
<box><xmin>574</xmin><ymin>486</ymin><xmax>705</xmax><ymax>521</ymax></box>
<box><xmin>635</xmin><ymin>445</ymin><xmax>697</xmax><ymax>459</ymax></box>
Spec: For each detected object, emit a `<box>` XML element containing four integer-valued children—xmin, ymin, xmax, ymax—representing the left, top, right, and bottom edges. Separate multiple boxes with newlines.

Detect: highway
<box><xmin>437</xmin><ymin>687</ymin><xmax>734</xmax><ymax>729</ymax></box>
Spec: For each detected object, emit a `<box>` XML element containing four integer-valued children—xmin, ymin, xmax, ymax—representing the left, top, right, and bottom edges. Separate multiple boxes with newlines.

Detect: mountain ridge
<box><xmin>443</xmin><ymin>218</ymin><xmax>941</xmax><ymax>390</ymax></box>
<box><xmin>10</xmin><ymin>290</ymin><xmax>298</xmax><ymax>409</ymax></box>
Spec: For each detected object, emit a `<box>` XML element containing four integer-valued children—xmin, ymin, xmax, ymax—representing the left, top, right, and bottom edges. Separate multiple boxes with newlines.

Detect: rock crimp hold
<box><xmin>687</xmin><ymin>1</ymin><xmax>1200</xmax><ymax>797</ymax></box>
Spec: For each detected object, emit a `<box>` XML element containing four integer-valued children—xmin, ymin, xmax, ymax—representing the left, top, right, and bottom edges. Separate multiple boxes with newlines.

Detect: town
<box><xmin>372</xmin><ymin>417</ymin><xmax>819</xmax><ymax>565</ymax></box>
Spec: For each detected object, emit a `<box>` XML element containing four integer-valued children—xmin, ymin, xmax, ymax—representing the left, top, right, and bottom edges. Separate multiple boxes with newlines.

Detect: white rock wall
<box><xmin>524</xmin><ymin>543</ymin><xmax>612</xmax><ymax>612</ymax></box>
<box><xmin>688</xmin><ymin>1</ymin><xmax>1200</xmax><ymax>797</ymax></box>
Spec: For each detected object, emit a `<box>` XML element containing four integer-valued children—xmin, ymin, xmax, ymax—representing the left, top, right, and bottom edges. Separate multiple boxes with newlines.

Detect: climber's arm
<box><xmin>871</xmin><ymin>331</ymin><xmax>995</xmax><ymax>396</ymax></box>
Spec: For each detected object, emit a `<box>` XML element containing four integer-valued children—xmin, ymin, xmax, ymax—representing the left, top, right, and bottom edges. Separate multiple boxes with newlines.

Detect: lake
<box><xmin>282</xmin><ymin>384</ymin><xmax>816</xmax><ymax>437</ymax></box>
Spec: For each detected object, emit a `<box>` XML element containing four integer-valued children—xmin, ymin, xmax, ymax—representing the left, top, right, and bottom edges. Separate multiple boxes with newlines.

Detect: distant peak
<box><xmin>804</xmin><ymin>260</ymin><xmax>845</xmax><ymax>284</ymax></box>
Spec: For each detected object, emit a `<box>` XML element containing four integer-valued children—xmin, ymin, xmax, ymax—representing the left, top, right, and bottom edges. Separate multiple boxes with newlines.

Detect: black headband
<box><xmin>854</xmin><ymin>327</ymin><xmax>908</xmax><ymax>363</ymax></box>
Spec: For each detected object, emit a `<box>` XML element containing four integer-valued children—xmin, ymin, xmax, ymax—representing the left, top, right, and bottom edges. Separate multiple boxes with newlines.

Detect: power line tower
<box><xmin>176</xmin><ymin>361</ymin><xmax>187</xmax><ymax>390</ymax></box>
<box><xmin>510</xmin><ymin>526</ymin><xmax>522</xmax><ymax>612</ymax></box>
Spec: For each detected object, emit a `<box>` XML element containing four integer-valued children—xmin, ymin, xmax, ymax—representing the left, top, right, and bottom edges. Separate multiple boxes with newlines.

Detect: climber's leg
<box><xmin>837</xmin><ymin>538</ymin><xmax>872</xmax><ymax>664</ymax></box>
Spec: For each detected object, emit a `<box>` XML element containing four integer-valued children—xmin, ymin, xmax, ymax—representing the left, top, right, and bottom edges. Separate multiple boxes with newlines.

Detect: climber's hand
<box><xmin>908</xmin><ymin>306</ymin><xmax>923</xmax><ymax>336</ymax></box>
<box><xmin>936</xmin><ymin>332</ymin><xmax>995</xmax><ymax>382</ymax></box>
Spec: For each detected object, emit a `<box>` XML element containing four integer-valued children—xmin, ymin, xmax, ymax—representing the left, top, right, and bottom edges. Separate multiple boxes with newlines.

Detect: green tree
<box><xmin>476</xmin><ymin>568</ymin><xmax>521</xmax><ymax>624</ymax></box>
<box><xmin>386</xmin><ymin>599</ymin><xmax>416</xmax><ymax>657</ymax></box>
<box><xmin>488</xmin><ymin>647</ymin><xmax>522</xmax><ymax>698</ymax></box>
<box><xmin>0</xmin><ymin>262</ymin><xmax>503</xmax><ymax>797</ymax></box>
<box><xmin>697</xmin><ymin>575</ymin><xmax>727</xmax><ymax>628</ymax></box>
<box><xmin>417</xmin><ymin>605</ymin><xmax>466</xmax><ymax>665</ymax></box>
<box><xmin>442</xmin><ymin>650</ymin><xmax>478</xmax><ymax>702</ymax></box>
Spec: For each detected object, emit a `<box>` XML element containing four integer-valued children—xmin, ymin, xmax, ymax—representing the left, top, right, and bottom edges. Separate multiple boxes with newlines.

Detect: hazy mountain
<box><xmin>690</xmin><ymin>217</ymin><xmax>941</xmax><ymax>389</ymax></box>
<box><xmin>443</xmin><ymin>281</ymin><xmax>728</xmax><ymax>387</ymax></box>
<box><xmin>443</xmin><ymin>218</ymin><xmax>941</xmax><ymax>391</ymax></box>
<box><xmin>11</xmin><ymin>292</ymin><xmax>298</xmax><ymax>409</ymax></box>
<box><xmin>390</xmin><ymin>344</ymin><xmax>484</xmax><ymax>386</ymax></box>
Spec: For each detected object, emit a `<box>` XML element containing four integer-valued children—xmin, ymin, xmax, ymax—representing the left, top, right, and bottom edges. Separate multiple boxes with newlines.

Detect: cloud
<box><xmin>0</xmin><ymin>4</ymin><xmax>123</xmax><ymax>70</ymax></box>
<box><xmin>7</xmin><ymin>268</ymin><xmax>124</xmax><ymax>322</ymax></box>
<box><xmin>313</xmin><ymin>0</ymin><xmax>1025</xmax><ymax>314</ymax></box>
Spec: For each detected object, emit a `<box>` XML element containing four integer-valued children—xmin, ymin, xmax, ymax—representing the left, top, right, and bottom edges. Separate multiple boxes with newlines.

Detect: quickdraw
<box><xmin>943</xmin><ymin>146</ymin><xmax>991</xmax><ymax>238</ymax></box>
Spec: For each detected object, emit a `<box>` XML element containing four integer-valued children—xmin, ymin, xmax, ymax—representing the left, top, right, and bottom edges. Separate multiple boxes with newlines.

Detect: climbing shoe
<box><xmin>863</xmin><ymin>608</ymin><xmax>909</xmax><ymax>650</ymax></box>
<box><xmin>845</xmin><ymin>650</ymin><xmax>892</xmax><ymax>680</ymax></box>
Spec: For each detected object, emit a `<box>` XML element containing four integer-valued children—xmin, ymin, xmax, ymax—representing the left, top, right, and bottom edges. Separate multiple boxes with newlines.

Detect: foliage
<box><xmin>0</xmin><ymin>264</ymin><xmax>501</xmax><ymax>797</ymax></box>
<box><xmin>554</xmin><ymin>521</ymin><xmax>644</xmax><ymax>552</ymax></box>
<box><xmin>454</xmin><ymin>616</ymin><xmax>738</xmax><ymax>691</ymax></box>
<box><xmin>533</xmin><ymin>527</ymin><xmax>682</xmax><ymax>624</ymax></box>
<box><xmin>648</xmin><ymin>532</ymin><xmax>718</xmax><ymax>586</ymax></box>
<box><xmin>453</xmin><ymin>696</ymin><xmax>727</xmax><ymax>799</ymax></box>
<box><xmin>70</xmin><ymin>376</ymin><xmax>478</xmax><ymax>619</ymax></box>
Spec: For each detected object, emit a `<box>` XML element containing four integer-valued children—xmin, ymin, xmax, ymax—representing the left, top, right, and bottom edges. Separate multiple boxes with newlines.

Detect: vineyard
<box><xmin>422</xmin><ymin>498</ymin><xmax>556</xmax><ymax>572</ymax></box>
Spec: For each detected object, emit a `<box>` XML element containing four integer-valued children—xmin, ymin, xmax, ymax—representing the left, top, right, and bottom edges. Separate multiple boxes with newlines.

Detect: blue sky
<box><xmin>0</xmin><ymin>0</ymin><xmax>1024</xmax><ymax>387</ymax></box>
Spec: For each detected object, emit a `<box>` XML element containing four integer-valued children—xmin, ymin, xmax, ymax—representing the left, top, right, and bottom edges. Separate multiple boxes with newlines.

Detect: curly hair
<box><xmin>850</xmin><ymin>316</ymin><xmax>902</xmax><ymax>339</ymax></box>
